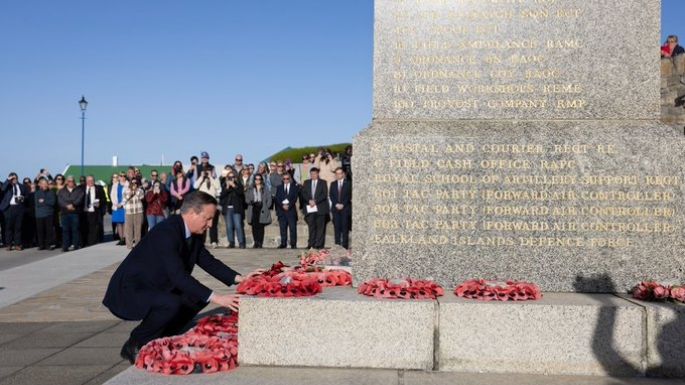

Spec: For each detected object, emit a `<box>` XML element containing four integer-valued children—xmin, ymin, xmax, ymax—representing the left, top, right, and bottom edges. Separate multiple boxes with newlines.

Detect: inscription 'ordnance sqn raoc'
<box><xmin>353</xmin><ymin>0</ymin><xmax>685</xmax><ymax>292</ymax></box>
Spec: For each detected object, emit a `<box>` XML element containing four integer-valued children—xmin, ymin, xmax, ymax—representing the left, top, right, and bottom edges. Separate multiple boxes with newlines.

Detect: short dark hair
<box><xmin>180</xmin><ymin>191</ymin><xmax>218</xmax><ymax>214</ymax></box>
<box><xmin>334</xmin><ymin>167</ymin><xmax>345</xmax><ymax>173</ymax></box>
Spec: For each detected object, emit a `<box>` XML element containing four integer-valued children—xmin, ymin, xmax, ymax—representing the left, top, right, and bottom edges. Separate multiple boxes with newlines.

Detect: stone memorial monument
<box><xmin>353</xmin><ymin>0</ymin><xmax>685</xmax><ymax>292</ymax></box>
<box><xmin>239</xmin><ymin>1</ymin><xmax>685</xmax><ymax>376</ymax></box>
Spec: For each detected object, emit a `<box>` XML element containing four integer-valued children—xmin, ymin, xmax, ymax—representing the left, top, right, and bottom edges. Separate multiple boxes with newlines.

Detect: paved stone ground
<box><xmin>0</xmin><ymin>246</ymin><xmax>303</xmax><ymax>385</ymax></box>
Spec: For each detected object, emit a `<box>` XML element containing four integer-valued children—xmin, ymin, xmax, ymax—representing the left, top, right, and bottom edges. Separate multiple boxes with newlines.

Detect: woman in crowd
<box><xmin>110</xmin><ymin>173</ymin><xmax>127</xmax><ymax>246</ymax></box>
<box><xmin>219</xmin><ymin>170</ymin><xmax>246</xmax><ymax>248</ymax></box>
<box><xmin>245</xmin><ymin>173</ymin><xmax>271</xmax><ymax>248</ymax></box>
<box><xmin>52</xmin><ymin>174</ymin><xmax>65</xmax><ymax>247</ymax></box>
<box><xmin>194</xmin><ymin>165</ymin><xmax>221</xmax><ymax>247</ymax></box>
<box><xmin>315</xmin><ymin>148</ymin><xmax>340</xmax><ymax>185</ymax></box>
<box><xmin>662</xmin><ymin>35</ymin><xmax>685</xmax><ymax>58</ymax></box>
<box><xmin>123</xmin><ymin>178</ymin><xmax>144</xmax><ymax>249</ymax></box>
<box><xmin>170</xmin><ymin>170</ymin><xmax>191</xmax><ymax>214</ymax></box>
<box><xmin>145</xmin><ymin>180</ymin><xmax>168</xmax><ymax>230</ymax></box>
<box><xmin>34</xmin><ymin>178</ymin><xmax>56</xmax><ymax>250</ymax></box>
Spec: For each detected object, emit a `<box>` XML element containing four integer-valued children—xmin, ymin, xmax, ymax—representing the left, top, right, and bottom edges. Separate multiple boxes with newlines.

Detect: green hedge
<box><xmin>268</xmin><ymin>143</ymin><xmax>351</xmax><ymax>163</ymax></box>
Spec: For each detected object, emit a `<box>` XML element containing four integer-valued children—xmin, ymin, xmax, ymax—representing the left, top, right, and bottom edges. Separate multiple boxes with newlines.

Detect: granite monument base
<box><xmin>238</xmin><ymin>288</ymin><xmax>685</xmax><ymax>377</ymax></box>
<box><xmin>352</xmin><ymin>121</ymin><xmax>685</xmax><ymax>292</ymax></box>
<box><xmin>238</xmin><ymin>287</ymin><xmax>435</xmax><ymax>370</ymax></box>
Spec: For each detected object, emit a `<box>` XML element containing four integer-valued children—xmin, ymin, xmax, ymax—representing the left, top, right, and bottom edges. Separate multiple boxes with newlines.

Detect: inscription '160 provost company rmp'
<box><xmin>366</xmin><ymin>142</ymin><xmax>681</xmax><ymax>249</ymax></box>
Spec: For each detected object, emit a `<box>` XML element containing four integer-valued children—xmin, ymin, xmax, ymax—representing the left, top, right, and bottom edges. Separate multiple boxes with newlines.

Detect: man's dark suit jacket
<box><xmin>275</xmin><ymin>183</ymin><xmax>300</xmax><ymax>220</ymax></box>
<box><xmin>103</xmin><ymin>215</ymin><xmax>239</xmax><ymax>320</ymax></box>
<box><xmin>0</xmin><ymin>181</ymin><xmax>28</xmax><ymax>212</ymax></box>
<box><xmin>81</xmin><ymin>184</ymin><xmax>108</xmax><ymax>215</ymax></box>
<box><xmin>300</xmin><ymin>178</ymin><xmax>329</xmax><ymax>216</ymax></box>
<box><xmin>329</xmin><ymin>179</ymin><xmax>352</xmax><ymax>214</ymax></box>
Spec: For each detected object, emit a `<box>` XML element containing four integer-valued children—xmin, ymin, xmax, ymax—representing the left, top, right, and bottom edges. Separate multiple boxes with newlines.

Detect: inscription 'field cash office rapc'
<box><xmin>353</xmin><ymin>0</ymin><xmax>685</xmax><ymax>292</ymax></box>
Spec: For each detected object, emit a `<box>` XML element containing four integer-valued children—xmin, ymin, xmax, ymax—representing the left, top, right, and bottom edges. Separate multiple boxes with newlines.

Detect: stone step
<box><xmin>103</xmin><ymin>366</ymin><xmax>685</xmax><ymax>385</ymax></box>
<box><xmin>238</xmin><ymin>288</ymin><xmax>685</xmax><ymax>377</ymax></box>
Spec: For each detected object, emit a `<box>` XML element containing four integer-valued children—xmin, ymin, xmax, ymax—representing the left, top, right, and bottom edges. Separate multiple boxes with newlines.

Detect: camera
<box><xmin>15</xmin><ymin>196</ymin><xmax>25</xmax><ymax>204</ymax></box>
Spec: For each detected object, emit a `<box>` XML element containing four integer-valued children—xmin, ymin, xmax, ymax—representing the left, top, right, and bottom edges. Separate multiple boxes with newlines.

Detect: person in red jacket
<box><xmin>145</xmin><ymin>181</ymin><xmax>168</xmax><ymax>229</ymax></box>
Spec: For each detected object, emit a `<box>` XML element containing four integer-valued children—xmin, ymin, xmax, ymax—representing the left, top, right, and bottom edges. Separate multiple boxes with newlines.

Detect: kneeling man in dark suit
<box><xmin>103</xmin><ymin>191</ymin><xmax>255</xmax><ymax>364</ymax></box>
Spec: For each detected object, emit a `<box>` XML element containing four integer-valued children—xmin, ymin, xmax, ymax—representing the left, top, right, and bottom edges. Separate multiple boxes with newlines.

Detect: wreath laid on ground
<box><xmin>236</xmin><ymin>261</ymin><xmax>352</xmax><ymax>297</ymax></box>
<box><xmin>632</xmin><ymin>281</ymin><xmax>685</xmax><ymax>303</ymax></box>
<box><xmin>135</xmin><ymin>314</ymin><xmax>239</xmax><ymax>375</ymax></box>
<box><xmin>454</xmin><ymin>279</ymin><xmax>542</xmax><ymax>301</ymax></box>
<box><xmin>357</xmin><ymin>278</ymin><xmax>444</xmax><ymax>299</ymax></box>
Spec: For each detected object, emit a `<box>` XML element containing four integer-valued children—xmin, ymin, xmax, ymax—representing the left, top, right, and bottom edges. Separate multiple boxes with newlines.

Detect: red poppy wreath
<box><xmin>135</xmin><ymin>313</ymin><xmax>239</xmax><ymax>375</ymax></box>
<box><xmin>236</xmin><ymin>261</ymin><xmax>352</xmax><ymax>297</ymax></box>
<box><xmin>632</xmin><ymin>281</ymin><xmax>685</xmax><ymax>303</ymax></box>
<box><xmin>454</xmin><ymin>279</ymin><xmax>542</xmax><ymax>301</ymax></box>
<box><xmin>358</xmin><ymin>278</ymin><xmax>445</xmax><ymax>299</ymax></box>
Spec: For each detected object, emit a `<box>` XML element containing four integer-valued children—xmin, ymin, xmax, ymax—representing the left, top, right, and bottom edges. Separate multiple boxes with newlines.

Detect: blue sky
<box><xmin>1</xmin><ymin>1</ymin><xmax>683</xmax><ymax>178</ymax></box>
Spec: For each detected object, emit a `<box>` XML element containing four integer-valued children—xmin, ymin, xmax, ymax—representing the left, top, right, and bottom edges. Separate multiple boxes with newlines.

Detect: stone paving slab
<box><xmin>0</xmin><ymin>364</ymin><xmax>113</xmax><ymax>385</ymax></box>
<box><xmin>402</xmin><ymin>371</ymin><xmax>685</xmax><ymax>385</ymax></box>
<box><xmin>74</xmin><ymin>332</ymin><xmax>135</xmax><ymax>348</ymax></box>
<box><xmin>0</xmin><ymin>367</ymin><xmax>23</xmax><ymax>380</ymax></box>
<box><xmin>0</xmin><ymin>242</ymin><xmax>126</xmax><ymax>309</ymax></box>
<box><xmin>104</xmin><ymin>367</ymin><xmax>685</xmax><ymax>385</ymax></box>
<box><xmin>104</xmin><ymin>366</ymin><xmax>399</xmax><ymax>385</ymax></box>
<box><xmin>82</xmin><ymin>363</ymin><xmax>132</xmax><ymax>385</ymax></box>
<box><xmin>0</xmin><ymin>332</ymin><xmax>95</xmax><ymax>350</ymax></box>
<box><xmin>35</xmin><ymin>347</ymin><xmax>123</xmax><ymax>366</ymax></box>
<box><xmin>0</xmin><ymin>349</ymin><xmax>61</xmax><ymax>367</ymax></box>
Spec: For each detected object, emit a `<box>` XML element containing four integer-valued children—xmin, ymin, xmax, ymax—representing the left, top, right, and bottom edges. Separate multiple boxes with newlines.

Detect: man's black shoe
<box><xmin>120</xmin><ymin>338</ymin><xmax>140</xmax><ymax>365</ymax></box>
<box><xmin>277</xmin><ymin>245</ymin><xmax>286</xmax><ymax>249</ymax></box>
<box><xmin>291</xmin><ymin>245</ymin><xmax>297</xmax><ymax>249</ymax></box>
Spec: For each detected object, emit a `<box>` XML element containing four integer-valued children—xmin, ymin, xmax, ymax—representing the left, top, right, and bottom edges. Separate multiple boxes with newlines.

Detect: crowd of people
<box><xmin>0</xmin><ymin>146</ymin><xmax>353</xmax><ymax>252</ymax></box>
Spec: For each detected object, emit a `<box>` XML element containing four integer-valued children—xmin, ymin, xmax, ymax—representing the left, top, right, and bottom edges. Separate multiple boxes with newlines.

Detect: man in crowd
<box><xmin>58</xmin><ymin>176</ymin><xmax>84</xmax><ymax>251</ymax></box>
<box><xmin>300</xmin><ymin>167</ymin><xmax>329</xmax><ymax>250</ymax></box>
<box><xmin>232</xmin><ymin>154</ymin><xmax>245</xmax><ymax>176</ymax></box>
<box><xmin>329</xmin><ymin>167</ymin><xmax>352</xmax><ymax>249</ymax></box>
<box><xmin>270</xmin><ymin>162</ymin><xmax>285</xmax><ymax>199</ymax></box>
<box><xmin>82</xmin><ymin>175</ymin><xmax>107</xmax><ymax>247</ymax></box>
<box><xmin>275</xmin><ymin>174</ymin><xmax>299</xmax><ymax>249</ymax></box>
<box><xmin>103</xmin><ymin>192</ymin><xmax>258</xmax><ymax>364</ymax></box>
<box><xmin>35</xmin><ymin>178</ymin><xmax>57</xmax><ymax>250</ymax></box>
<box><xmin>1</xmin><ymin>173</ymin><xmax>28</xmax><ymax>251</ymax></box>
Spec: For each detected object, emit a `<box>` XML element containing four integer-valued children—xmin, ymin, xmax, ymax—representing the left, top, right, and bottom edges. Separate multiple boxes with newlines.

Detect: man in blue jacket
<box><xmin>103</xmin><ymin>191</ymin><xmax>256</xmax><ymax>364</ymax></box>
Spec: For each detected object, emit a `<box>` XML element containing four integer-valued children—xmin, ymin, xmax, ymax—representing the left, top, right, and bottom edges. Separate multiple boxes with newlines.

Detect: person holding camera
<box><xmin>193</xmin><ymin>166</ymin><xmax>221</xmax><ymax>247</ymax></box>
<box><xmin>124</xmin><ymin>179</ymin><xmax>145</xmax><ymax>249</ymax></box>
<box><xmin>219</xmin><ymin>170</ymin><xmax>246</xmax><ymax>248</ymax></box>
<box><xmin>145</xmin><ymin>181</ymin><xmax>168</xmax><ymax>230</ymax></box>
<box><xmin>0</xmin><ymin>172</ymin><xmax>29</xmax><ymax>251</ymax></box>
<box><xmin>57</xmin><ymin>176</ymin><xmax>85</xmax><ymax>251</ymax></box>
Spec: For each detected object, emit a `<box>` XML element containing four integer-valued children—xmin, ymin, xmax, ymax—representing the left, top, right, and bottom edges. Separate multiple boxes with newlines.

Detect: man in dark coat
<box><xmin>0</xmin><ymin>173</ymin><xmax>29</xmax><ymax>251</ymax></box>
<box><xmin>300</xmin><ymin>167</ymin><xmax>329</xmax><ymax>249</ymax></box>
<box><xmin>103</xmin><ymin>191</ymin><xmax>255</xmax><ymax>364</ymax></box>
<box><xmin>274</xmin><ymin>174</ymin><xmax>299</xmax><ymax>249</ymax></box>
<box><xmin>329</xmin><ymin>167</ymin><xmax>352</xmax><ymax>249</ymax></box>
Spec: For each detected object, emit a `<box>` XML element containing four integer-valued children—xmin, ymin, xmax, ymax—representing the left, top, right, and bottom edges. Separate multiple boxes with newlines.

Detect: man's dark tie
<box><xmin>285</xmin><ymin>184</ymin><xmax>289</xmax><ymax>195</ymax></box>
<box><xmin>338</xmin><ymin>182</ymin><xmax>342</xmax><ymax>202</ymax></box>
<box><xmin>186</xmin><ymin>237</ymin><xmax>193</xmax><ymax>249</ymax></box>
<box><xmin>86</xmin><ymin>187</ymin><xmax>92</xmax><ymax>208</ymax></box>
<box><xmin>14</xmin><ymin>184</ymin><xmax>19</xmax><ymax>197</ymax></box>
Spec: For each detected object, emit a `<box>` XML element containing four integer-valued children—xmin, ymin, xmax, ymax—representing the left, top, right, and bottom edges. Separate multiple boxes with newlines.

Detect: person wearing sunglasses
<box><xmin>246</xmin><ymin>174</ymin><xmax>272</xmax><ymax>248</ymax></box>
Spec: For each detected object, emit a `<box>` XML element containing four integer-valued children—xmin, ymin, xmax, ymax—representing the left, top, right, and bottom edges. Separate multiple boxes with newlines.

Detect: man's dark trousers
<box><xmin>86</xmin><ymin>212</ymin><xmax>101</xmax><ymax>246</ymax></box>
<box><xmin>61</xmin><ymin>213</ymin><xmax>80</xmax><ymax>251</ymax></box>
<box><xmin>332</xmin><ymin>208</ymin><xmax>350</xmax><ymax>249</ymax></box>
<box><xmin>278</xmin><ymin>214</ymin><xmax>297</xmax><ymax>247</ymax></box>
<box><xmin>5</xmin><ymin>205</ymin><xmax>24</xmax><ymax>247</ymax></box>
<box><xmin>130</xmin><ymin>290</ymin><xmax>207</xmax><ymax>346</ymax></box>
<box><xmin>306</xmin><ymin>213</ymin><xmax>326</xmax><ymax>249</ymax></box>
